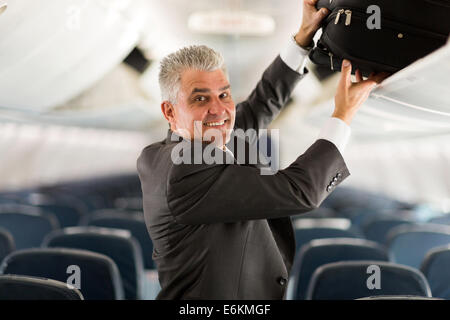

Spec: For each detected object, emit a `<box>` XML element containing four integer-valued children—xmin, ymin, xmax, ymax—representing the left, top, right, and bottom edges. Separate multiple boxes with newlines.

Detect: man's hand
<box><xmin>294</xmin><ymin>0</ymin><xmax>330</xmax><ymax>48</ymax></box>
<box><xmin>333</xmin><ymin>60</ymin><xmax>390</xmax><ymax>125</ymax></box>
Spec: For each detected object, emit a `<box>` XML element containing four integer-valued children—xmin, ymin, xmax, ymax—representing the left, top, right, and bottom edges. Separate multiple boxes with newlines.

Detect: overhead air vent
<box><xmin>123</xmin><ymin>47</ymin><xmax>151</xmax><ymax>74</ymax></box>
<box><xmin>188</xmin><ymin>10</ymin><xmax>275</xmax><ymax>36</ymax></box>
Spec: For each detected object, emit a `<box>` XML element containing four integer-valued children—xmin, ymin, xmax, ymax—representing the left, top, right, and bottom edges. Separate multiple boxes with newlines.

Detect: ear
<box><xmin>161</xmin><ymin>101</ymin><xmax>176</xmax><ymax>128</ymax></box>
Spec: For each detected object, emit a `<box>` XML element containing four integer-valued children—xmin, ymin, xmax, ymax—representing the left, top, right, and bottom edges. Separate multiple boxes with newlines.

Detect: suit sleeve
<box><xmin>233</xmin><ymin>55</ymin><xmax>307</xmax><ymax>132</ymax></box>
<box><xmin>166</xmin><ymin>139</ymin><xmax>350</xmax><ymax>225</ymax></box>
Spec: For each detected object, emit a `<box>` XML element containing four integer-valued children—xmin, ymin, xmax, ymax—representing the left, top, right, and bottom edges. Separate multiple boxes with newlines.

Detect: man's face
<box><xmin>166</xmin><ymin>68</ymin><xmax>236</xmax><ymax>146</ymax></box>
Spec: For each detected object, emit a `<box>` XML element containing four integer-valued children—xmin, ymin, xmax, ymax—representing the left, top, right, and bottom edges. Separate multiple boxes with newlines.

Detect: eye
<box><xmin>220</xmin><ymin>92</ymin><xmax>229</xmax><ymax>99</ymax></box>
<box><xmin>195</xmin><ymin>96</ymin><xmax>206</xmax><ymax>102</ymax></box>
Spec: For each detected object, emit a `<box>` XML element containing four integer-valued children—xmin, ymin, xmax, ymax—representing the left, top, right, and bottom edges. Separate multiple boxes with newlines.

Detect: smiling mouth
<box><xmin>203</xmin><ymin>119</ymin><xmax>229</xmax><ymax>127</ymax></box>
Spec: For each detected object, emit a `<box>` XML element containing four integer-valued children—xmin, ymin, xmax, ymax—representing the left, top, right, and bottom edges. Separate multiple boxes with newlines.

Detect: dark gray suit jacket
<box><xmin>137</xmin><ymin>56</ymin><xmax>350</xmax><ymax>300</ymax></box>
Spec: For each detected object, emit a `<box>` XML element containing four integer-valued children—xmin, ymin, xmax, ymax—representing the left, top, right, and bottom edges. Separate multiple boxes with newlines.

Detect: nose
<box><xmin>208</xmin><ymin>98</ymin><xmax>226</xmax><ymax>116</ymax></box>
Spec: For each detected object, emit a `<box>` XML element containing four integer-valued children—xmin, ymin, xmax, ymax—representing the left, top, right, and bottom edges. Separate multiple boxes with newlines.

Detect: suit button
<box><xmin>327</xmin><ymin>186</ymin><xmax>332</xmax><ymax>192</ymax></box>
<box><xmin>277</xmin><ymin>277</ymin><xmax>287</xmax><ymax>286</ymax></box>
<box><xmin>331</xmin><ymin>181</ymin><xmax>337</xmax><ymax>186</ymax></box>
<box><xmin>333</xmin><ymin>177</ymin><xmax>338</xmax><ymax>182</ymax></box>
<box><xmin>337</xmin><ymin>173</ymin><xmax>342</xmax><ymax>178</ymax></box>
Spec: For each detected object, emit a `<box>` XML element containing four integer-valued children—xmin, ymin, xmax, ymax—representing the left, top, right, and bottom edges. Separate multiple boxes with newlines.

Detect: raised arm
<box><xmin>233</xmin><ymin>56</ymin><xmax>304</xmax><ymax>132</ymax></box>
<box><xmin>233</xmin><ymin>0</ymin><xmax>331</xmax><ymax>132</ymax></box>
<box><xmin>164</xmin><ymin>139</ymin><xmax>348</xmax><ymax>225</ymax></box>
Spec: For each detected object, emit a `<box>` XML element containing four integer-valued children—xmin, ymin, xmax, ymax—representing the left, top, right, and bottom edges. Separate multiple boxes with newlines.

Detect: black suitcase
<box><xmin>309</xmin><ymin>0</ymin><xmax>450</xmax><ymax>76</ymax></box>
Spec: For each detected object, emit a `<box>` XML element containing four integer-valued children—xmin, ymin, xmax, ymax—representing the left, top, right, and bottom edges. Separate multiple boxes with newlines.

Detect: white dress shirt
<box><xmin>280</xmin><ymin>36</ymin><xmax>351</xmax><ymax>156</ymax></box>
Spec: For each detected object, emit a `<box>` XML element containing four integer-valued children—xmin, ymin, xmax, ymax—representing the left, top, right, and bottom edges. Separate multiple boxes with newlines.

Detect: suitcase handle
<box><xmin>424</xmin><ymin>0</ymin><xmax>450</xmax><ymax>8</ymax></box>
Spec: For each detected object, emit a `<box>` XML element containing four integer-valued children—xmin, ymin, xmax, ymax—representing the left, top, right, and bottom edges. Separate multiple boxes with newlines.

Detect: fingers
<box><xmin>339</xmin><ymin>59</ymin><xmax>352</xmax><ymax>89</ymax></box>
<box><xmin>356</xmin><ymin>79</ymin><xmax>377</xmax><ymax>92</ymax></box>
<box><xmin>305</xmin><ymin>0</ymin><xmax>329</xmax><ymax>16</ymax></box>
<box><xmin>353</xmin><ymin>70</ymin><xmax>377</xmax><ymax>91</ymax></box>
<box><xmin>347</xmin><ymin>68</ymin><xmax>388</xmax><ymax>88</ymax></box>
<box><xmin>353</xmin><ymin>70</ymin><xmax>390</xmax><ymax>94</ymax></box>
<box><xmin>315</xmin><ymin>7</ymin><xmax>330</xmax><ymax>21</ymax></box>
<box><xmin>318</xmin><ymin>7</ymin><xmax>330</xmax><ymax>16</ymax></box>
<box><xmin>337</xmin><ymin>61</ymin><xmax>389</xmax><ymax>99</ymax></box>
<box><xmin>304</xmin><ymin>0</ymin><xmax>318</xmax><ymax>9</ymax></box>
<box><xmin>355</xmin><ymin>69</ymin><xmax>363</xmax><ymax>83</ymax></box>
<box><xmin>370</xmin><ymin>72</ymin><xmax>391</xmax><ymax>84</ymax></box>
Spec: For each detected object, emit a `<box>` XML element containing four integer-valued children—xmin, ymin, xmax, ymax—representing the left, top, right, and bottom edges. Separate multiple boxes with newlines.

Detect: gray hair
<box><xmin>159</xmin><ymin>45</ymin><xmax>228</xmax><ymax>104</ymax></box>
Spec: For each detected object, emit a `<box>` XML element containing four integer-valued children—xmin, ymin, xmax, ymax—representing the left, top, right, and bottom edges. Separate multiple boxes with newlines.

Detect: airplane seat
<box><xmin>0</xmin><ymin>204</ymin><xmax>42</xmax><ymax>216</ymax></box>
<box><xmin>357</xmin><ymin>295</ymin><xmax>442</xmax><ymax>300</ymax></box>
<box><xmin>287</xmin><ymin>238</ymin><xmax>388</xmax><ymax>300</ymax></box>
<box><xmin>0</xmin><ymin>190</ymin><xmax>34</xmax><ymax>205</ymax></box>
<box><xmin>0</xmin><ymin>210</ymin><xmax>59</xmax><ymax>250</ymax></box>
<box><xmin>31</xmin><ymin>202</ymin><xmax>83</xmax><ymax>229</ymax></box>
<box><xmin>0</xmin><ymin>197</ymin><xmax>20</xmax><ymax>205</ymax></box>
<box><xmin>362</xmin><ymin>216</ymin><xmax>417</xmax><ymax>244</ymax></box>
<box><xmin>0</xmin><ymin>274</ymin><xmax>84</xmax><ymax>300</ymax></box>
<box><xmin>0</xmin><ymin>227</ymin><xmax>15</xmax><ymax>263</ymax></box>
<box><xmin>82</xmin><ymin>211</ymin><xmax>153</xmax><ymax>269</ymax></box>
<box><xmin>294</xmin><ymin>218</ymin><xmax>364</xmax><ymax>252</ymax></box>
<box><xmin>321</xmin><ymin>187</ymin><xmax>402</xmax><ymax>213</ymax></box>
<box><xmin>0</xmin><ymin>248</ymin><xmax>123</xmax><ymax>300</ymax></box>
<box><xmin>25</xmin><ymin>192</ymin><xmax>88</xmax><ymax>228</ymax></box>
<box><xmin>38</xmin><ymin>174</ymin><xmax>142</xmax><ymax>214</ymax></box>
<box><xmin>306</xmin><ymin>261</ymin><xmax>431</xmax><ymax>300</ymax></box>
<box><xmin>82</xmin><ymin>208</ymin><xmax>142</xmax><ymax>220</ymax></box>
<box><xmin>420</xmin><ymin>245</ymin><xmax>450</xmax><ymax>299</ymax></box>
<box><xmin>88</xmin><ymin>175</ymin><xmax>142</xmax><ymax>208</ymax></box>
<box><xmin>387</xmin><ymin>224</ymin><xmax>450</xmax><ymax>269</ymax></box>
<box><xmin>321</xmin><ymin>187</ymin><xmax>413</xmax><ymax>229</ymax></box>
<box><xmin>429</xmin><ymin>214</ymin><xmax>450</xmax><ymax>226</ymax></box>
<box><xmin>113</xmin><ymin>197</ymin><xmax>143</xmax><ymax>212</ymax></box>
<box><xmin>81</xmin><ymin>210</ymin><xmax>160</xmax><ymax>299</ymax></box>
<box><xmin>42</xmin><ymin>226</ymin><xmax>144</xmax><ymax>300</ymax></box>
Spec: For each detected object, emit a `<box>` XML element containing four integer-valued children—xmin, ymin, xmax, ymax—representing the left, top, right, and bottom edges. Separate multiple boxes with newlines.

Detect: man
<box><xmin>137</xmin><ymin>0</ymin><xmax>387</xmax><ymax>299</ymax></box>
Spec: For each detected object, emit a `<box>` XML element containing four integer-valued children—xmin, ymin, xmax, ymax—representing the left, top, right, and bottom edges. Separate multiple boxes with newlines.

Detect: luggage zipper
<box><xmin>328</xmin><ymin>52</ymin><xmax>334</xmax><ymax>71</ymax></box>
<box><xmin>334</xmin><ymin>9</ymin><xmax>352</xmax><ymax>26</ymax></box>
<box><xmin>344</xmin><ymin>10</ymin><xmax>352</xmax><ymax>26</ymax></box>
<box><xmin>334</xmin><ymin>9</ymin><xmax>345</xmax><ymax>25</ymax></box>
